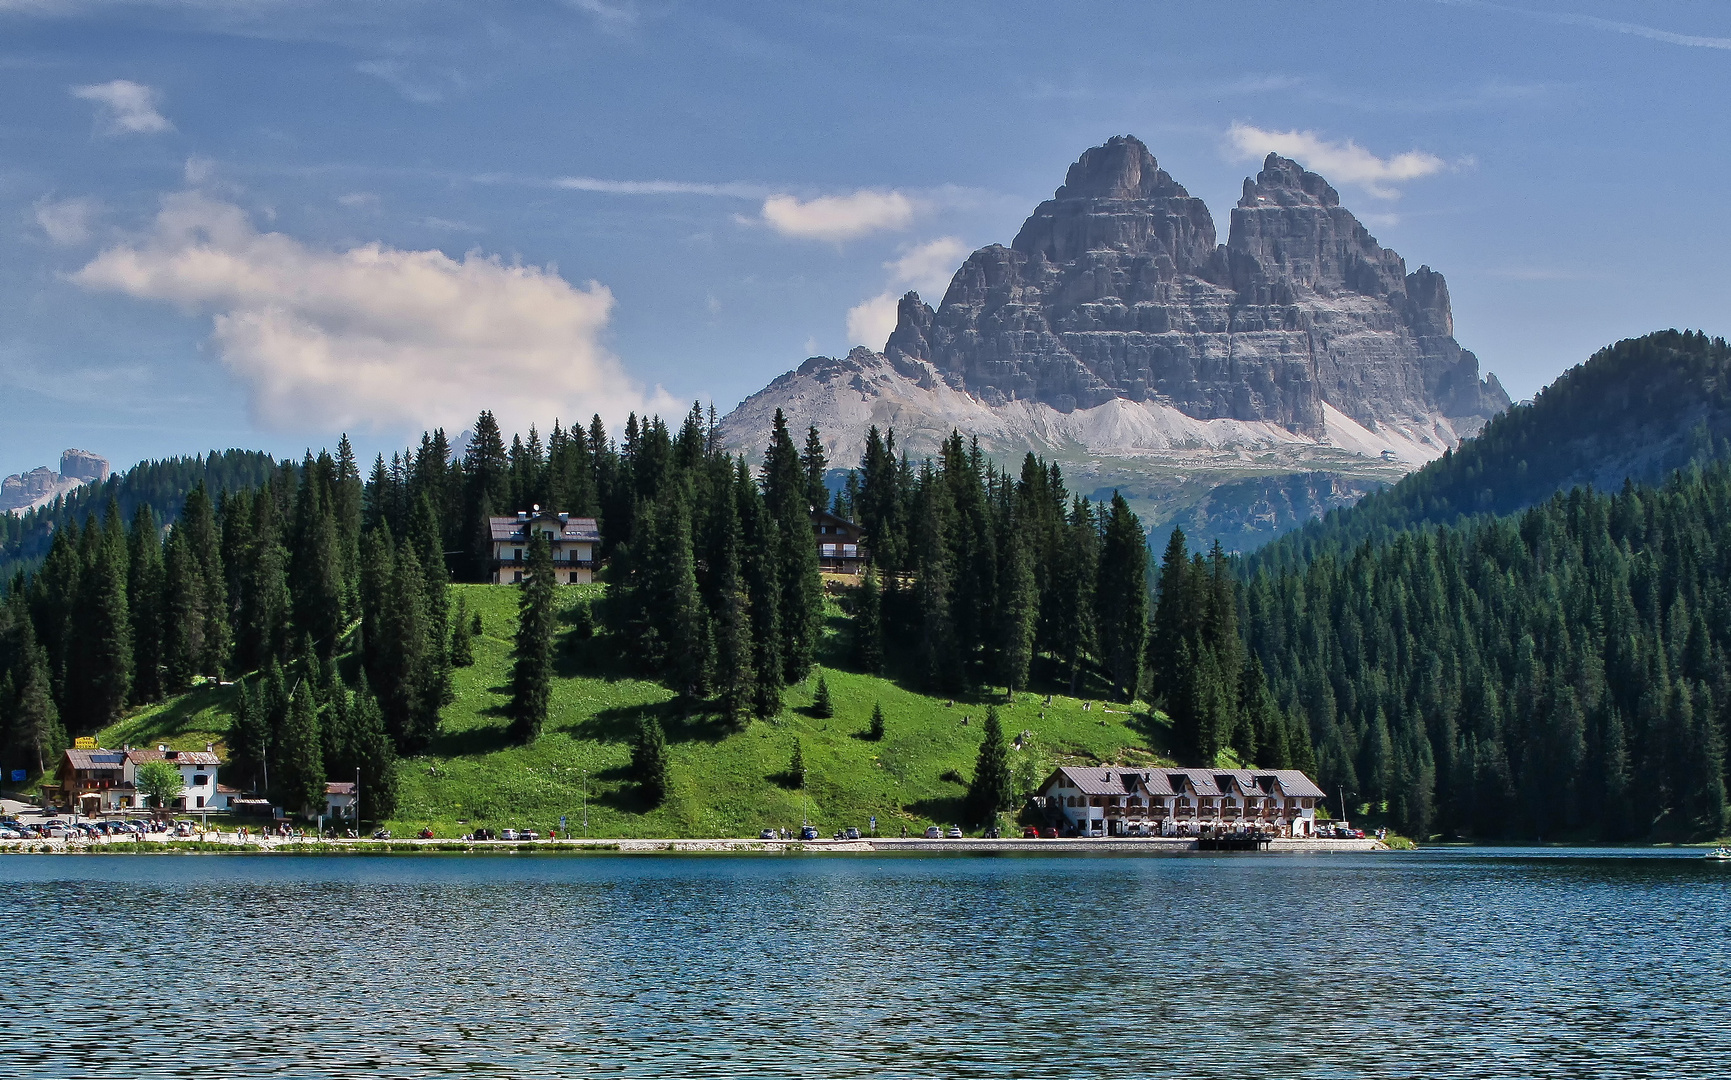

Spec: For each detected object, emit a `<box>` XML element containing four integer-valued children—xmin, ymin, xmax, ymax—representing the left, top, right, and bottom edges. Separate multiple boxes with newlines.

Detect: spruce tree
<box><xmin>350</xmin><ymin>678</ymin><xmax>400</xmax><ymax>822</ymax></box>
<box><xmin>12</xmin><ymin>625</ymin><xmax>66</xmax><ymax>775</ymax></box>
<box><xmin>1095</xmin><ymin>492</ymin><xmax>1147</xmax><ymax>702</ymax></box>
<box><xmin>811</xmin><ymin>673</ymin><xmax>833</xmax><ymax>718</ymax></box>
<box><xmin>78</xmin><ymin>521</ymin><xmax>132</xmax><ymax>729</ymax></box>
<box><xmin>508</xmin><ymin>529</ymin><xmax>555</xmax><ymax>743</ymax></box>
<box><xmin>787</xmin><ymin>737</ymin><xmax>806</xmax><ymax>789</ymax></box>
<box><xmin>127</xmin><ymin>504</ymin><xmax>165</xmax><ymax>704</ymax></box>
<box><xmin>762</xmin><ymin>410</ymin><xmax>822</xmax><ymax>683</ymax></box>
<box><xmin>998</xmin><ymin>530</ymin><xmax>1037</xmax><ymax>695</ymax></box>
<box><xmin>967</xmin><ymin>705</ymin><xmax>1014</xmax><ymax>826</ymax></box>
<box><xmin>161</xmin><ymin>527</ymin><xmax>206</xmax><ymax>694</ymax></box>
<box><xmin>853</xmin><ymin>565</ymin><xmax>883</xmax><ymax>674</ymax></box>
<box><xmin>868</xmin><ymin>702</ymin><xmax>886</xmax><ymax>741</ymax></box>
<box><xmin>180</xmin><ymin>483</ymin><xmax>231</xmax><ymax>676</ymax></box>
<box><xmin>449</xmin><ymin>593</ymin><xmax>474</xmax><ymax>667</ymax></box>
<box><xmin>801</xmin><ymin>424</ymin><xmax>829</xmax><ymax>511</ymax></box>
<box><xmin>227</xmin><ymin>677</ymin><xmax>271</xmax><ymax>792</ymax></box>
<box><xmin>276</xmin><ymin>682</ymin><xmax>326</xmax><ymax>818</ymax></box>
<box><xmin>632</xmin><ymin>715</ymin><xmax>671</xmax><ymax>805</ymax></box>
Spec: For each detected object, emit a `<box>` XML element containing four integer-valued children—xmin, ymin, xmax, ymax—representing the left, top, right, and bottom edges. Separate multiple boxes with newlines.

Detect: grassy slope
<box><xmin>102</xmin><ymin>582</ymin><xmax>1175</xmax><ymax>837</ymax></box>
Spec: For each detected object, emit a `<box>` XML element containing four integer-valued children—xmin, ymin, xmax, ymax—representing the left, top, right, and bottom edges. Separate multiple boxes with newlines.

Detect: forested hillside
<box><xmin>1245</xmin><ymin>464</ymin><xmax>1731</xmax><ymax>841</ymax></box>
<box><xmin>0</xmin><ymin>450</ymin><xmax>280</xmax><ymax>588</ymax></box>
<box><xmin>1254</xmin><ymin>331</ymin><xmax>1731</xmax><ymax>575</ymax></box>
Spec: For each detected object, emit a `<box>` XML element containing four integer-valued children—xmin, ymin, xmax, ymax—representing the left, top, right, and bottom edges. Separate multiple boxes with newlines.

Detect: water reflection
<box><xmin>1</xmin><ymin>849</ymin><xmax>1726</xmax><ymax>1078</ymax></box>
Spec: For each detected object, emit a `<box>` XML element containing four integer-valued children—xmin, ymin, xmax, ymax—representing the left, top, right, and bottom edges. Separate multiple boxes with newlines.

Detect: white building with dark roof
<box><xmin>1040</xmin><ymin>766</ymin><xmax>1326</xmax><ymax>837</ymax></box>
<box><xmin>490</xmin><ymin>508</ymin><xmax>601</xmax><ymax>584</ymax></box>
<box><xmin>50</xmin><ymin>744</ymin><xmax>227</xmax><ymax>814</ymax></box>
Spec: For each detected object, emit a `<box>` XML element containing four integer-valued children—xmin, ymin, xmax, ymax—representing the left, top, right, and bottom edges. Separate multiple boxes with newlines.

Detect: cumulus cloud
<box><xmin>760</xmin><ymin>190</ymin><xmax>915</xmax><ymax>241</ymax></box>
<box><xmin>34</xmin><ymin>195</ymin><xmax>101</xmax><ymax>245</ymax></box>
<box><xmin>845</xmin><ymin>235</ymin><xmax>969</xmax><ymax>349</ymax></box>
<box><xmin>1226</xmin><ymin>122</ymin><xmax>1444</xmax><ymax>198</ymax></box>
<box><xmin>73</xmin><ymin>193</ymin><xmax>676</xmax><ymax>435</ymax></box>
<box><xmin>72</xmin><ymin>79</ymin><xmax>173</xmax><ymax>135</ymax></box>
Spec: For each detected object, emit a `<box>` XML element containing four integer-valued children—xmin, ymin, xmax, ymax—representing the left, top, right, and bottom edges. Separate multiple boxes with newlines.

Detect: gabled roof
<box><xmin>489</xmin><ymin>514</ymin><xmax>601</xmax><ymax>543</ymax></box>
<box><xmin>64</xmin><ymin>749</ymin><xmax>124</xmax><ymax>771</ymax></box>
<box><xmin>325</xmin><ymin>782</ymin><xmax>356</xmax><ymax>796</ymax></box>
<box><xmin>1043</xmin><ymin>765</ymin><xmax>1323</xmax><ymax>799</ymax></box>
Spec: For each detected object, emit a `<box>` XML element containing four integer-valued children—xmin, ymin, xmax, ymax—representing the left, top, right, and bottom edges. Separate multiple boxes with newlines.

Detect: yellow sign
<box><xmin>74</xmin><ymin>737</ymin><xmax>98</xmax><ymax>749</ymax></box>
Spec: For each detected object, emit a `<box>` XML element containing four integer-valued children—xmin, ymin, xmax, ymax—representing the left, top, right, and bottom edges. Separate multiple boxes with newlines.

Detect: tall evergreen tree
<box><xmin>967</xmin><ymin>705</ymin><xmax>1014</xmax><ymax>826</ymax></box>
<box><xmin>632</xmin><ymin>715</ymin><xmax>671</xmax><ymax>805</ymax></box>
<box><xmin>853</xmin><ymin>565</ymin><xmax>883</xmax><ymax>674</ymax></box>
<box><xmin>1095</xmin><ymin>492</ymin><xmax>1147</xmax><ymax>701</ymax></box>
<box><xmin>276</xmin><ymin>681</ymin><xmax>326</xmax><ymax>817</ymax></box>
<box><xmin>126</xmin><ymin>504</ymin><xmax>165</xmax><ymax>704</ymax></box>
<box><xmin>508</xmin><ymin>530</ymin><xmax>555</xmax><ymax>743</ymax></box>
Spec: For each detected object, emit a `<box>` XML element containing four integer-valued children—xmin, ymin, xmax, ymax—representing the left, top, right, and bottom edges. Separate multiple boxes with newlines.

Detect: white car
<box><xmin>40</xmin><ymin>824</ymin><xmax>69</xmax><ymax>838</ymax></box>
<box><xmin>500</xmin><ymin>829</ymin><xmax>519</xmax><ymax>841</ymax></box>
<box><xmin>0</xmin><ymin>827</ymin><xmax>20</xmax><ymax>839</ymax></box>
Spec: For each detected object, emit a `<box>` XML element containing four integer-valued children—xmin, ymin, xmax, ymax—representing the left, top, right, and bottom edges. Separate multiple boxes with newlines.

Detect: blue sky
<box><xmin>2</xmin><ymin>0</ymin><xmax>1729</xmax><ymax>474</ymax></box>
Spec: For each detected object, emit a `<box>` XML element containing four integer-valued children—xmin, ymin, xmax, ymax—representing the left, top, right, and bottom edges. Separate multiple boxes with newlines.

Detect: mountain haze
<box><xmin>719</xmin><ymin>135</ymin><xmax>1508</xmax><ymax>547</ymax></box>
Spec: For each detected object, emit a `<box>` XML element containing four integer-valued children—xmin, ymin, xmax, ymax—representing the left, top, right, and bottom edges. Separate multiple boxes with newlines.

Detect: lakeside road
<box><xmin>0</xmin><ymin>833</ymin><xmax>1388</xmax><ymax>854</ymax></box>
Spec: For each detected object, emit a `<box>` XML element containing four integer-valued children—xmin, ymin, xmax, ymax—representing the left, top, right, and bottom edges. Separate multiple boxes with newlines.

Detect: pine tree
<box><xmin>12</xmin><ymin>623</ymin><xmax>66</xmax><ymax>776</ymax></box>
<box><xmin>811</xmin><ymin>673</ymin><xmax>833</xmax><ymax>718</ymax></box>
<box><xmin>868</xmin><ymin>702</ymin><xmax>886</xmax><ymax>741</ymax></box>
<box><xmin>180</xmin><ymin>483</ymin><xmax>231</xmax><ymax>676</ymax></box>
<box><xmin>77</xmin><ymin>515</ymin><xmax>131</xmax><ymax>729</ymax></box>
<box><xmin>632</xmin><ymin>716</ymin><xmax>671</xmax><ymax>805</ymax></box>
<box><xmin>762</xmin><ymin>410</ymin><xmax>822</xmax><ymax>683</ymax></box>
<box><xmin>968</xmin><ymin>705</ymin><xmax>1014</xmax><ymax>826</ymax></box>
<box><xmin>853</xmin><ymin>565</ymin><xmax>883</xmax><ymax>673</ymax></box>
<box><xmin>276</xmin><ymin>681</ymin><xmax>326</xmax><ymax>817</ymax></box>
<box><xmin>126</xmin><ymin>504</ymin><xmax>165</xmax><ymax>704</ymax></box>
<box><xmin>801</xmin><ymin>424</ymin><xmax>829</xmax><ymax>511</ymax></box>
<box><xmin>998</xmin><ymin>530</ymin><xmax>1037</xmax><ymax>695</ymax></box>
<box><xmin>161</xmin><ymin>527</ymin><xmax>206</xmax><ymax>694</ymax></box>
<box><xmin>508</xmin><ymin>529</ymin><xmax>555</xmax><ymax>743</ymax></box>
<box><xmin>350</xmin><ymin>678</ymin><xmax>400</xmax><ymax>822</ymax></box>
<box><xmin>787</xmin><ymin>737</ymin><xmax>806</xmax><ymax>789</ymax></box>
<box><xmin>449</xmin><ymin>593</ymin><xmax>474</xmax><ymax>667</ymax></box>
<box><xmin>227</xmin><ymin>677</ymin><xmax>271</xmax><ymax>792</ymax></box>
<box><xmin>1095</xmin><ymin>492</ymin><xmax>1147</xmax><ymax>702</ymax></box>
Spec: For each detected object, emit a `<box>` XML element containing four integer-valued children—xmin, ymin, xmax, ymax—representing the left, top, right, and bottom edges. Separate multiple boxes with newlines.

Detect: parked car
<box><xmin>758</xmin><ymin>829</ymin><xmax>777</xmax><ymax>840</ymax></box>
<box><xmin>471</xmin><ymin>828</ymin><xmax>496</xmax><ymax>841</ymax></box>
<box><xmin>40</xmin><ymin>824</ymin><xmax>68</xmax><ymax>838</ymax></box>
<box><xmin>843</xmin><ymin>827</ymin><xmax>861</xmax><ymax>840</ymax></box>
<box><xmin>499</xmin><ymin>829</ymin><xmax>519</xmax><ymax>841</ymax></box>
<box><xmin>924</xmin><ymin>826</ymin><xmax>942</xmax><ymax>839</ymax></box>
<box><xmin>945</xmin><ymin>826</ymin><xmax>963</xmax><ymax>839</ymax></box>
<box><xmin>800</xmin><ymin>825</ymin><xmax>819</xmax><ymax>840</ymax></box>
<box><xmin>519</xmin><ymin>830</ymin><xmax>541</xmax><ymax>841</ymax></box>
<box><xmin>0</xmin><ymin>827</ymin><xmax>20</xmax><ymax>839</ymax></box>
<box><xmin>1021</xmin><ymin>826</ymin><xmax>1039</xmax><ymax>838</ymax></box>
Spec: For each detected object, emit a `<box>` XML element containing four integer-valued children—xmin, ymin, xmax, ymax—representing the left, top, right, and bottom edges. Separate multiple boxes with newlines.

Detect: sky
<box><xmin>2</xmin><ymin>0</ymin><xmax>1730</xmax><ymax>475</ymax></box>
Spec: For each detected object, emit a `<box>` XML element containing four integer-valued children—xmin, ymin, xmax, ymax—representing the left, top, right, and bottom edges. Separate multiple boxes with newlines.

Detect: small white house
<box><xmin>324</xmin><ymin>782</ymin><xmax>357</xmax><ymax>820</ymax></box>
<box><xmin>1039</xmin><ymin>766</ymin><xmax>1325</xmax><ymax>837</ymax></box>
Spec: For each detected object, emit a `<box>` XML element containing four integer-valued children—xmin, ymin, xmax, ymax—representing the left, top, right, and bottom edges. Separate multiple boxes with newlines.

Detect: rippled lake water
<box><xmin>1</xmin><ymin>848</ymin><xmax>1727</xmax><ymax>1078</ymax></box>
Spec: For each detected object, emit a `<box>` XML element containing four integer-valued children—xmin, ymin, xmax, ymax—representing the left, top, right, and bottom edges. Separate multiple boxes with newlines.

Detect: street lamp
<box><xmin>1338</xmin><ymin>787</ymin><xmax>1356</xmax><ymax>828</ymax></box>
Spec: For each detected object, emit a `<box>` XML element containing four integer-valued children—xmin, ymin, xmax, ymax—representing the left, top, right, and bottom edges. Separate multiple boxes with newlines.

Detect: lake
<box><xmin>1</xmin><ymin>848</ymin><xmax>1726</xmax><ymax>1078</ymax></box>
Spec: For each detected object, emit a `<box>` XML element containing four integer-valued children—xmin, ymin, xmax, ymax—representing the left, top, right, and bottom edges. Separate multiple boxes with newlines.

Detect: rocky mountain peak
<box><xmin>1010</xmin><ymin>134</ymin><xmax>1218</xmax><ymax>272</ymax></box>
<box><xmin>1239</xmin><ymin>153</ymin><xmax>1340</xmax><ymax>209</ymax></box>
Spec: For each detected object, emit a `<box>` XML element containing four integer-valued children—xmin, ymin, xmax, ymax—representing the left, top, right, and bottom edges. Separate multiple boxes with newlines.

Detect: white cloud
<box><xmin>72</xmin><ymin>193</ymin><xmax>677</xmax><ymax>435</ymax></box>
<box><xmin>887</xmin><ymin>236</ymin><xmax>969</xmax><ymax>299</ymax></box>
<box><xmin>71</xmin><ymin>80</ymin><xmax>173</xmax><ymax>135</ymax></box>
<box><xmin>1226</xmin><ymin>122</ymin><xmax>1445</xmax><ymax>198</ymax></box>
<box><xmin>563</xmin><ymin>0</ymin><xmax>635</xmax><ymax>31</ymax></box>
<box><xmin>845</xmin><ymin>235</ymin><xmax>971</xmax><ymax>349</ymax></box>
<box><xmin>760</xmin><ymin>190</ymin><xmax>915</xmax><ymax>241</ymax></box>
<box><xmin>846</xmin><ymin>293</ymin><xmax>899</xmax><ymax>351</ymax></box>
<box><xmin>183</xmin><ymin>156</ymin><xmax>216</xmax><ymax>185</ymax></box>
<box><xmin>33</xmin><ymin>195</ymin><xmax>101</xmax><ymax>245</ymax></box>
<box><xmin>337</xmin><ymin>192</ymin><xmax>379</xmax><ymax>209</ymax></box>
<box><xmin>355</xmin><ymin>60</ymin><xmax>452</xmax><ymax>105</ymax></box>
<box><xmin>554</xmin><ymin>176</ymin><xmax>768</xmax><ymax>198</ymax></box>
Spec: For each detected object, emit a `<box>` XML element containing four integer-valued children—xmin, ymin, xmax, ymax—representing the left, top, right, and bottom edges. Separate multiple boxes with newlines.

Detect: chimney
<box><xmin>205</xmin><ymin>743</ymin><xmax>214</xmax><ymax>754</ymax></box>
<box><xmin>517</xmin><ymin>511</ymin><xmax>528</xmax><ymax>521</ymax></box>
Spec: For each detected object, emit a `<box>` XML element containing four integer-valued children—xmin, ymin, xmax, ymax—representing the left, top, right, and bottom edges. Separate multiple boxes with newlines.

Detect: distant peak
<box><xmin>1238</xmin><ymin>153</ymin><xmax>1339</xmax><ymax>210</ymax></box>
<box><xmin>1051</xmin><ymin>134</ymin><xmax>1187</xmax><ymax>202</ymax></box>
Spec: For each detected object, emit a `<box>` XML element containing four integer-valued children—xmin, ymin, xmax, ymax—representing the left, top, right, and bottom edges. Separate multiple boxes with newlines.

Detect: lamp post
<box><xmin>1338</xmin><ymin>787</ymin><xmax>1356</xmax><ymax>830</ymax></box>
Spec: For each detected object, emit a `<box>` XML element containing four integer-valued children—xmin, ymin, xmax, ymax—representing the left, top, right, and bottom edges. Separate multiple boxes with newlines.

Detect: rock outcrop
<box><xmin>1</xmin><ymin>449</ymin><xmax>110</xmax><ymax>514</ymax></box>
<box><xmin>883</xmin><ymin>135</ymin><xmax>1506</xmax><ymax>436</ymax></box>
<box><xmin>718</xmin><ymin>135</ymin><xmax>1510</xmax><ymax>550</ymax></box>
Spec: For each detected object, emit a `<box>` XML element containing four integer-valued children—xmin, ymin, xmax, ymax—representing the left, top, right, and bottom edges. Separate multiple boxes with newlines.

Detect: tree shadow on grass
<box><xmin>906</xmin><ymin>794</ymin><xmax>968</xmax><ymax>826</ymax></box>
<box><xmin>569</xmin><ymin>697</ymin><xmax>737</xmax><ymax>746</ymax></box>
<box><xmin>428</xmin><ymin>721</ymin><xmax>513</xmax><ymax>759</ymax></box>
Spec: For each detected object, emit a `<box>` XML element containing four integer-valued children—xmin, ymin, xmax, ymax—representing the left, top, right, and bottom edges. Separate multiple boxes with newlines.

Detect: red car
<box><xmin>1021</xmin><ymin>826</ymin><xmax>1039</xmax><ymax>839</ymax></box>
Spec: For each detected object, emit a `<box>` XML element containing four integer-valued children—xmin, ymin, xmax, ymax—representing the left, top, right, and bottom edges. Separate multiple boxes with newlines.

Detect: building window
<box><xmin>196</xmin><ymin>796</ymin><xmax>205</xmax><ymax>808</ymax></box>
<box><xmin>192</xmin><ymin>774</ymin><xmax>208</xmax><ymax>786</ymax></box>
<box><xmin>513</xmin><ymin>548</ymin><xmax>524</xmax><ymax>561</ymax></box>
<box><xmin>513</xmin><ymin>571</ymin><xmax>524</xmax><ymax>583</ymax></box>
<box><xmin>569</xmin><ymin>572</ymin><xmax>579</xmax><ymax>583</ymax></box>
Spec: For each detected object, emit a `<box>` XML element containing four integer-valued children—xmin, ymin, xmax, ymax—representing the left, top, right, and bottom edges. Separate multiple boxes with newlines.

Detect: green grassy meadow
<box><xmin>100</xmin><ymin>582</ymin><xmax>1176</xmax><ymax>837</ymax></box>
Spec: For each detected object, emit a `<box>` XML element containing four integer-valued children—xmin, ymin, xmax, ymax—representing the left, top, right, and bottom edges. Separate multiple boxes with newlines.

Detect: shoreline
<box><xmin>0</xmin><ymin>834</ymin><xmax>1389</xmax><ymax>856</ymax></box>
